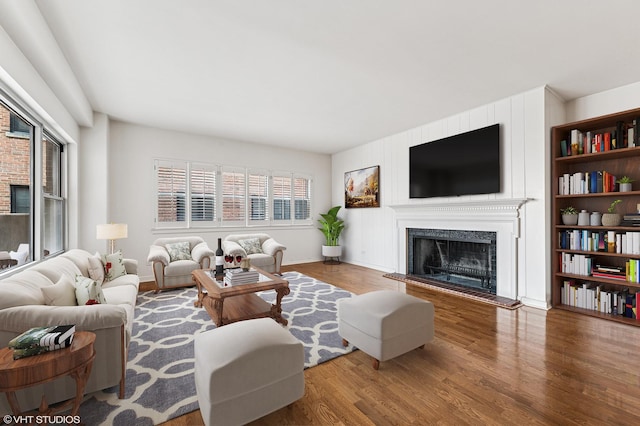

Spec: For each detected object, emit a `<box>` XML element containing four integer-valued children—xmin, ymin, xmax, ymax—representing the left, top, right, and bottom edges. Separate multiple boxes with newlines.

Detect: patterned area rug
<box><xmin>77</xmin><ymin>271</ymin><xmax>355</xmax><ymax>425</ymax></box>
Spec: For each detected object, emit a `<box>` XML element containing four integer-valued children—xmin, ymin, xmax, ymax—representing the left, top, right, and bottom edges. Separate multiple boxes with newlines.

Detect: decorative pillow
<box><xmin>238</xmin><ymin>238</ymin><xmax>263</xmax><ymax>255</ymax></box>
<box><xmin>74</xmin><ymin>275</ymin><xmax>107</xmax><ymax>305</ymax></box>
<box><xmin>101</xmin><ymin>251</ymin><xmax>127</xmax><ymax>281</ymax></box>
<box><xmin>87</xmin><ymin>253</ymin><xmax>105</xmax><ymax>284</ymax></box>
<box><xmin>166</xmin><ymin>241</ymin><xmax>193</xmax><ymax>262</ymax></box>
<box><xmin>42</xmin><ymin>276</ymin><xmax>77</xmax><ymax>306</ymax></box>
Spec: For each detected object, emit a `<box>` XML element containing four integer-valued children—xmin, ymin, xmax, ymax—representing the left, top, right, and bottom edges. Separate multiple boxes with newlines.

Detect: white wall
<box><xmin>332</xmin><ymin>86</ymin><xmax>558</xmax><ymax>308</ymax></box>
<box><xmin>106</xmin><ymin>121</ymin><xmax>331</xmax><ymax>281</ymax></box>
<box><xmin>565</xmin><ymin>81</ymin><xmax>640</xmax><ymax>123</ymax></box>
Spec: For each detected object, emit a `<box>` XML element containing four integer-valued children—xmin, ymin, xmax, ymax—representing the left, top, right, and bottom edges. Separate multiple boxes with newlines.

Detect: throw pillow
<box><xmin>102</xmin><ymin>251</ymin><xmax>127</xmax><ymax>281</ymax></box>
<box><xmin>238</xmin><ymin>237</ymin><xmax>263</xmax><ymax>255</ymax></box>
<box><xmin>74</xmin><ymin>275</ymin><xmax>107</xmax><ymax>305</ymax></box>
<box><xmin>166</xmin><ymin>241</ymin><xmax>193</xmax><ymax>262</ymax></box>
<box><xmin>41</xmin><ymin>276</ymin><xmax>77</xmax><ymax>306</ymax></box>
<box><xmin>87</xmin><ymin>252</ymin><xmax>105</xmax><ymax>284</ymax></box>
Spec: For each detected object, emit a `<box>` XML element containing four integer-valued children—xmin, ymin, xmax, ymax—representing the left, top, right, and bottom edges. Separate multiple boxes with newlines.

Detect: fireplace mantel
<box><xmin>390</xmin><ymin>198</ymin><xmax>528</xmax><ymax>300</ymax></box>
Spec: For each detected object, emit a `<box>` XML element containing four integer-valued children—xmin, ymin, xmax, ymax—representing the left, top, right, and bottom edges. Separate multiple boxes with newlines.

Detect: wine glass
<box><xmin>224</xmin><ymin>254</ymin><xmax>233</xmax><ymax>264</ymax></box>
<box><xmin>235</xmin><ymin>255</ymin><xmax>242</xmax><ymax>264</ymax></box>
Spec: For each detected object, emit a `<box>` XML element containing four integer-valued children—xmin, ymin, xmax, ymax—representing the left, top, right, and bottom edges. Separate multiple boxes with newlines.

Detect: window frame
<box><xmin>152</xmin><ymin>159</ymin><xmax>314</xmax><ymax>230</ymax></box>
<box><xmin>1</xmin><ymin>89</ymin><xmax>68</xmax><ymax>270</ymax></box>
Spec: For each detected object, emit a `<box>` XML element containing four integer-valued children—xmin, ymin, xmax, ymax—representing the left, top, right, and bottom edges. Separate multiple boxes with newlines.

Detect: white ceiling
<box><xmin>19</xmin><ymin>0</ymin><xmax>640</xmax><ymax>153</ymax></box>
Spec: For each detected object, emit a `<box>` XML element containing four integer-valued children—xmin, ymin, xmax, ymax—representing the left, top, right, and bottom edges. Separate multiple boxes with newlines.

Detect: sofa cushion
<box><xmin>87</xmin><ymin>253</ymin><xmax>105</xmax><ymax>284</ymax></box>
<box><xmin>0</xmin><ymin>270</ymin><xmax>52</xmax><ymax>309</ymax></box>
<box><xmin>30</xmin><ymin>256</ymin><xmax>82</xmax><ymax>284</ymax></box>
<box><xmin>166</xmin><ymin>241</ymin><xmax>193</xmax><ymax>262</ymax></box>
<box><xmin>102</xmin><ymin>273</ymin><xmax>140</xmax><ymax>290</ymax></box>
<box><xmin>41</xmin><ymin>276</ymin><xmax>77</xmax><ymax>306</ymax></box>
<box><xmin>102</xmin><ymin>285</ymin><xmax>138</xmax><ymax>307</ymax></box>
<box><xmin>102</xmin><ymin>251</ymin><xmax>127</xmax><ymax>281</ymax></box>
<box><xmin>75</xmin><ymin>276</ymin><xmax>107</xmax><ymax>306</ymax></box>
<box><xmin>238</xmin><ymin>237</ymin><xmax>263</xmax><ymax>255</ymax></box>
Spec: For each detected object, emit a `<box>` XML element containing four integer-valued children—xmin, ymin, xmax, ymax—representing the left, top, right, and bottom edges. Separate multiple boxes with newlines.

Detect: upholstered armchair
<box><xmin>147</xmin><ymin>236</ymin><xmax>215</xmax><ymax>293</ymax></box>
<box><xmin>223</xmin><ymin>233</ymin><xmax>286</xmax><ymax>274</ymax></box>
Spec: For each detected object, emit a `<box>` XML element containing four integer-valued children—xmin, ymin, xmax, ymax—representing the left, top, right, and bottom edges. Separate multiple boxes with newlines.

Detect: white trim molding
<box><xmin>390</xmin><ymin>199</ymin><xmax>528</xmax><ymax>300</ymax></box>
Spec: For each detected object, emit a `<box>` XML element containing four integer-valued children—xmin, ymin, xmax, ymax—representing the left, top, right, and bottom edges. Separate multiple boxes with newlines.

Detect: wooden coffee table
<box><xmin>192</xmin><ymin>267</ymin><xmax>290</xmax><ymax>326</ymax></box>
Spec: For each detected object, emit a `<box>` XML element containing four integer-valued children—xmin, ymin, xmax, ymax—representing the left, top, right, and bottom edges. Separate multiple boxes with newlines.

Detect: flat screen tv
<box><xmin>409</xmin><ymin>123</ymin><xmax>500</xmax><ymax>198</ymax></box>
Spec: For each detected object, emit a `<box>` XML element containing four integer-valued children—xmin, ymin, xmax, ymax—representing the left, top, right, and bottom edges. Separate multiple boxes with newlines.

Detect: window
<box><xmin>10</xmin><ymin>185</ymin><xmax>30</xmax><ymax>213</ymax></box>
<box><xmin>272</xmin><ymin>174</ymin><xmax>292</xmax><ymax>222</ymax></box>
<box><xmin>248</xmin><ymin>170</ymin><xmax>269</xmax><ymax>223</ymax></box>
<box><xmin>42</xmin><ymin>134</ymin><xmax>64</xmax><ymax>256</ymax></box>
<box><xmin>190</xmin><ymin>164</ymin><xmax>216</xmax><ymax>225</ymax></box>
<box><xmin>9</xmin><ymin>112</ymin><xmax>30</xmax><ymax>136</ymax></box>
<box><xmin>153</xmin><ymin>159</ymin><xmax>313</xmax><ymax>229</ymax></box>
<box><xmin>294</xmin><ymin>176</ymin><xmax>312</xmax><ymax>221</ymax></box>
<box><xmin>1</xmin><ymin>94</ymin><xmax>67</xmax><ymax>270</ymax></box>
<box><xmin>221</xmin><ymin>167</ymin><xmax>245</xmax><ymax>225</ymax></box>
<box><xmin>155</xmin><ymin>160</ymin><xmax>187</xmax><ymax>227</ymax></box>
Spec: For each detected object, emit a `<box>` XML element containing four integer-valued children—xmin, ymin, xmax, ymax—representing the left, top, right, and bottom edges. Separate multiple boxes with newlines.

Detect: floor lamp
<box><xmin>96</xmin><ymin>223</ymin><xmax>128</xmax><ymax>254</ymax></box>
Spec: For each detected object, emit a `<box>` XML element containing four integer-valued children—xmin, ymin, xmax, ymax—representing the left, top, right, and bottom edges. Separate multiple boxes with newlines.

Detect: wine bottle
<box><xmin>215</xmin><ymin>238</ymin><xmax>224</xmax><ymax>277</ymax></box>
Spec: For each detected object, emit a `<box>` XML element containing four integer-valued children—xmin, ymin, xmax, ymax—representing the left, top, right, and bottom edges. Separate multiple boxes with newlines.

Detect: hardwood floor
<box><xmin>162</xmin><ymin>262</ymin><xmax>640</xmax><ymax>425</ymax></box>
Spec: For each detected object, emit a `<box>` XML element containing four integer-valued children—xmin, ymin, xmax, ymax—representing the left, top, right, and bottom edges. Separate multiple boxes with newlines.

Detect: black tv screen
<box><xmin>409</xmin><ymin>124</ymin><xmax>501</xmax><ymax>198</ymax></box>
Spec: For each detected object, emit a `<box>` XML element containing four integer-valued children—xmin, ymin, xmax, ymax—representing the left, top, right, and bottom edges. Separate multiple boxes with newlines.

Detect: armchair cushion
<box><xmin>238</xmin><ymin>237</ymin><xmax>263</xmax><ymax>255</ymax></box>
<box><xmin>166</xmin><ymin>241</ymin><xmax>193</xmax><ymax>262</ymax></box>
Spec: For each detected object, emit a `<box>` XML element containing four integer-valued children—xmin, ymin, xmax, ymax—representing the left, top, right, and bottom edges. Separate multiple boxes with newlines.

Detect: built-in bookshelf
<box><xmin>552</xmin><ymin>107</ymin><xmax>640</xmax><ymax>326</ymax></box>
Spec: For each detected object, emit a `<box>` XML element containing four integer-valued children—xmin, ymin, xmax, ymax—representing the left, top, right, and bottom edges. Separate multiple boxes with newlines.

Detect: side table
<box><xmin>0</xmin><ymin>331</ymin><xmax>96</xmax><ymax>416</ymax></box>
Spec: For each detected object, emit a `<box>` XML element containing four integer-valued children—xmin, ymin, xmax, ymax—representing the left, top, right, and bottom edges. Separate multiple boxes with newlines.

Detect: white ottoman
<box><xmin>338</xmin><ymin>290</ymin><xmax>434</xmax><ymax>369</ymax></box>
<box><xmin>194</xmin><ymin>318</ymin><xmax>305</xmax><ymax>426</ymax></box>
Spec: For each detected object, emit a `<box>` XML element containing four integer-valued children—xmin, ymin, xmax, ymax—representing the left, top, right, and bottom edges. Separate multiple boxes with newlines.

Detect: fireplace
<box><xmin>408</xmin><ymin>228</ymin><xmax>497</xmax><ymax>294</ymax></box>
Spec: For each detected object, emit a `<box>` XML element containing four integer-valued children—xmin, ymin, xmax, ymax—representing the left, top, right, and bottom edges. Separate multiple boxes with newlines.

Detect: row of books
<box><xmin>559</xmin><ymin>119</ymin><xmax>639</xmax><ymax>158</ymax></box>
<box><xmin>559</xmin><ymin>230</ymin><xmax>640</xmax><ymax>255</ymax></box>
<box><xmin>560</xmin><ymin>252</ymin><xmax>640</xmax><ymax>283</ymax></box>
<box><xmin>7</xmin><ymin>325</ymin><xmax>75</xmax><ymax>360</ymax></box>
<box><xmin>561</xmin><ymin>279</ymin><xmax>639</xmax><ymax>319</ymax></box>
<box><xmin>558</xmin><ymin>170</ymin><xmax>618</xmax><ymax>195</ymax></box>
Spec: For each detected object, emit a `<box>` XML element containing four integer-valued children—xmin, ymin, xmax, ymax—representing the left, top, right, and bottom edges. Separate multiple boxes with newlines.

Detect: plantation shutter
<box><xmin>155</xmin><ymin>159</ymin><xmax>187</xmax><ymax>228</ymax></box>
<box><xmin>190</xmin><ymin>164</ymin><xmax>217</xmax><ymax>226</ymax></box>
<box><xmin>248</xmin><ymin>170</ymin><xmax>269</xmax><ymax>224</ymax></box>
<box><xmin>221</xmin><ymin>166</ymin><xmax>246</xmax><ymax>226</ymax></box>
<box><xmin>272</xmin><ymin>173</ymin><xmax>292</xmax><ymax>223</ymax></box>
<box><xmin>294</xmin><ymin>175</ymin><xmax>312</xmax><ymax>223</ymax></box>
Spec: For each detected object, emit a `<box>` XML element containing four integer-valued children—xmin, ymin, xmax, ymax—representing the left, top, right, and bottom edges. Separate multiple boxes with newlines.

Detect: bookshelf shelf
<box><xmin>552</xmin><ymin>107</ymin><xmax>640</xmax><ymax>324</ymax></box>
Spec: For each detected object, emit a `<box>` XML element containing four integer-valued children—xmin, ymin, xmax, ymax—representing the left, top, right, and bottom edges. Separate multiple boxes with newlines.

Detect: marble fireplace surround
<box><xmin>390</xmin><ymin>199</ymin><xmax>528</xmax><ymax>300</ymax></box>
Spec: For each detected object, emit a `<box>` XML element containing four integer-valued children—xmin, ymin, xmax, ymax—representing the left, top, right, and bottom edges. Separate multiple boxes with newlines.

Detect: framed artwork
<box><xmin>345</xmin><ymin>165</ymin><xmax>380</xmax><ymax>208</ymax></box>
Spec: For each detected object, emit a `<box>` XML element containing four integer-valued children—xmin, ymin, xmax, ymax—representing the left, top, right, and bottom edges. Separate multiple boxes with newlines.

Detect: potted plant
<box><xmin>601</xmin><ymin>199</ymin><xmax>622</xmax><ymax>227</ymax></box>
<box><xmin>616</xmin><ymin>176</ymin><xmax>634</xmax><ymax>192</ymax></box>
<box><xmin>560</xmin><ymin>206</ymin><xmax>578</xmax><ymax>225</ymax></box>
<box><xmin>318</xmin><ymin>205</ymin><xmax>345</xmax><ymax>260</ymax></box>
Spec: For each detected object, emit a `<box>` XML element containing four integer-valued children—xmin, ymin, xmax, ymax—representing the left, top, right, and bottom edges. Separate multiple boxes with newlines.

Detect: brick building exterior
<box><xmin>0</xmin><ymin>103</ymin><xmax>31</xmax><ymax>214</ymax></box>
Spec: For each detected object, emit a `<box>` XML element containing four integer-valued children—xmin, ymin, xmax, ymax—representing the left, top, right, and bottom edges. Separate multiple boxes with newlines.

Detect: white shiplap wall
<box><xmin>332</xmin><ymin>86</ymin><xmax>558</xmax><ymax>308</ymax></box>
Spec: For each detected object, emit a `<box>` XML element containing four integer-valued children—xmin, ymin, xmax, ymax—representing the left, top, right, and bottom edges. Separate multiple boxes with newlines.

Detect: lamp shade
<box><xmin>96</xmin><ymin>223</ymin><xmax>128</xmax><ymax>240</ymax></box>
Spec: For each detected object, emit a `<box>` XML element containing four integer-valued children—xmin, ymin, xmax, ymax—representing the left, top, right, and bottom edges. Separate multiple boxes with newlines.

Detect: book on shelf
<box><xmin>8</xmin><ymin>324</ymin><xmax>76</xmax><ymax>350</ymax></box>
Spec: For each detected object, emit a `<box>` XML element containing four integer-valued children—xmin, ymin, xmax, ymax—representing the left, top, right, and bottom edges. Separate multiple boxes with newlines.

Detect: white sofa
<box><xmin>0</xmin><ymin>249</ymin><xmax>139</xmax><ymax>412</ymax></box>
<box><xmin>223</xmin><ymin>233</ymin><xmax>286</xmax><ymax>274</ymax></box>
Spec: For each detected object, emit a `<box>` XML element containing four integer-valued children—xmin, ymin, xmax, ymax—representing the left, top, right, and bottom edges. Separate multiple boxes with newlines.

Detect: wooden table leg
<box><xmin>194</xmin><ymin>276</ymin><xmax>203</xmax><ymax>308</ymax></box>
<box><xmin>272</xmin><ymin>286</ymin><xmax>291</xmax><ymax>326</ymax></box>
<box><xmin>69</xmin><ymin>356</ymin><xmax>94</xmax><ymax>416</ymax></box>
